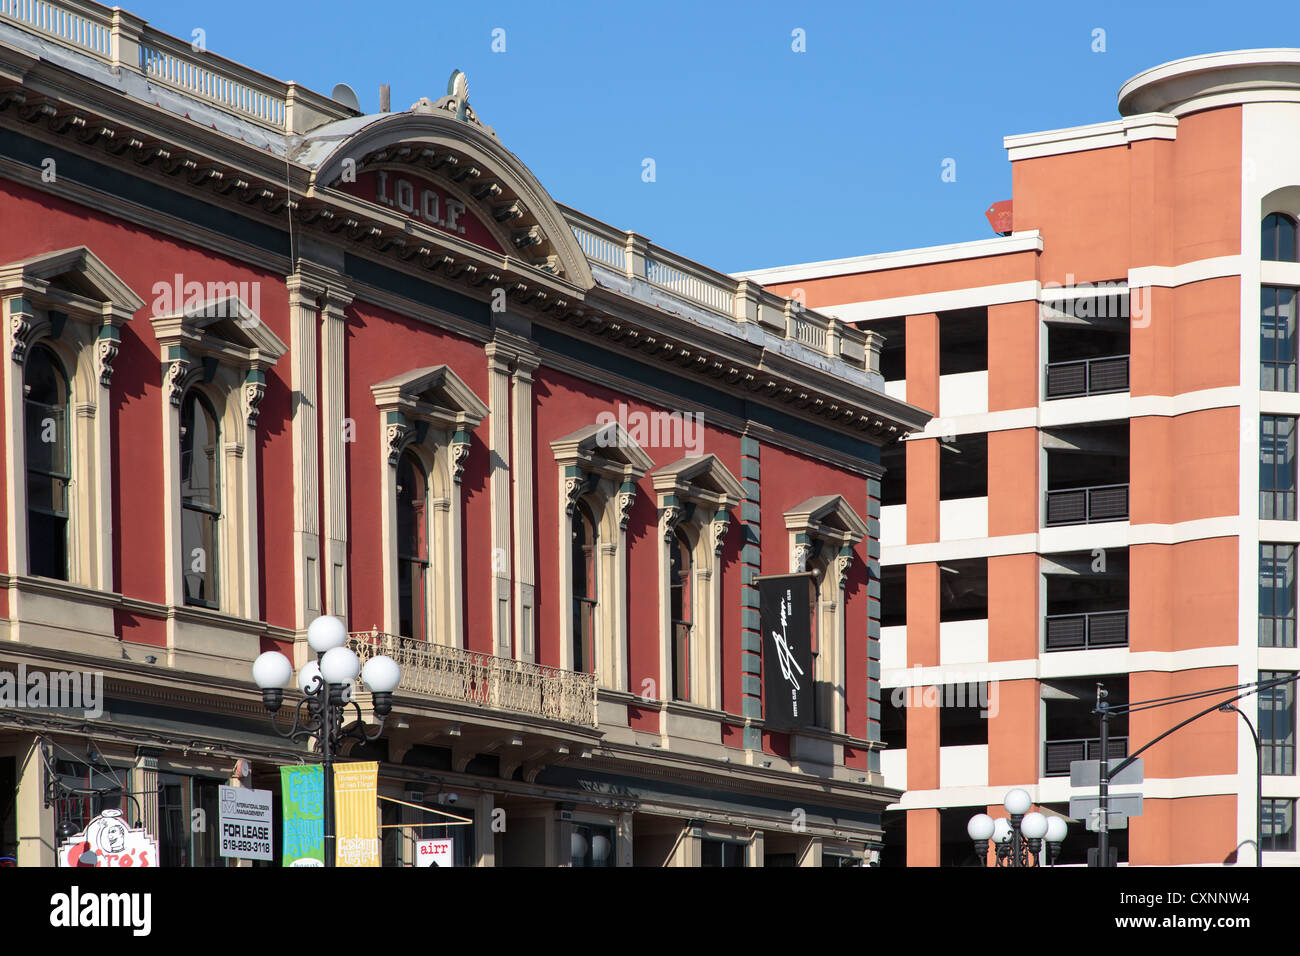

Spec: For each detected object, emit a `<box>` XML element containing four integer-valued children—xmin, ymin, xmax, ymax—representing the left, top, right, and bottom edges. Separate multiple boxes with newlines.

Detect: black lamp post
<box><xmin>252</xmin><ymin>615</ymin><xmax>400</xmax><ymax>868</ymax></box>
<box><xmin>1219</xmin><ymin>702</ymin><xmax>1263</xmax><ymax>867</ymax></box>
<box><xmin>967</xmin><ymin>789</ymin><xmax>1068</xmax><ymax>867</ymax></box>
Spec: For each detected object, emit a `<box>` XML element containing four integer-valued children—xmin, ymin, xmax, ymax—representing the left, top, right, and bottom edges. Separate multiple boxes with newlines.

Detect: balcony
<box><xmin>1045</xmin><ymin>355</ymin><xmax>1129</xmax><ymax>399</ymax></box>
<box><xmin>1046</xmin><ymin>483</ymin><xmax>1129</xmax><ymax>526</ymax></box>
<box><xmin>1045</xmin><ymin>611</ymin><xmax>1129</xmax><ymax>651</ymax></box>
<box><xmin>349</xmin><ymin>631</ymin><xmax>598</xmax><ymax>728</ymax></box>
<box><xmin>1044</xmin><ymin>736</ymin><xmax>1128</xmax><ymax>776</ymax></box>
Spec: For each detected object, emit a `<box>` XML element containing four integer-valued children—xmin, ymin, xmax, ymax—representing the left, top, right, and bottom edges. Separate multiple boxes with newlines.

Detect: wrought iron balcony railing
<box><xmin>1044</xmin><ymin>736</ymin><xmax>1128</xmax><ymax>776</ymax></box>
<box><xmin>1045</xmin><ymin>355</ymin><xmax>1129</xmax><ymax>399</ymax></box>
<box><xmin>1045</xmin><ymin>611</ymin><xmax>1129</xmax><ymax>651</ymax></box>
<box><xmin>349</xmin><ymin>631</ymin><xmax>598</xmax><ymax>729</ymax></box>
<box><xmin>1045</xmin><ymin>483</ymin><xmax>1129</xmax><ymax>526</ymax></box>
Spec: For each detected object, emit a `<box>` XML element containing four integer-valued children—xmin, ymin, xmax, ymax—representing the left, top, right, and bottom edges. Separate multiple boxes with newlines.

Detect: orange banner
<box><xmin>333</xmin><ymin>762</ymin><xmax>380</xmax><ymax>867</ymax></box>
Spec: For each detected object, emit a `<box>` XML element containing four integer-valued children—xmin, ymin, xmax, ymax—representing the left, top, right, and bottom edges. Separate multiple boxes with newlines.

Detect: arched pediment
<box><xmin>297</xmin><ymin>107</ymin><xmax>594</xmax><ymax>289</ymax></box>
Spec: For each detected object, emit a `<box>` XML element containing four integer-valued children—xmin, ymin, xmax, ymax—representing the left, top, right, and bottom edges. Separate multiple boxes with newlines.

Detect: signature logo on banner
<box><xmin>771</xmin><ymin>590</ymin><xmax>805</xmax><ymax>703</ymax></box>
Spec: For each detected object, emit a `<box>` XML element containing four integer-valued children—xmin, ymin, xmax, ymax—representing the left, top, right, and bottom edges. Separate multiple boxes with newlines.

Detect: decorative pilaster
<box><xmin>739</xmin><ymin>435</ymin><xmax>763</xmax><ymax>751</ymax></box>
<box><xmin>8</xmin><ymin>296</ymin><xmax>33</xmax><ymax>365</ymax></box>
<box><xmin>486</xmin><ymin>340</ymin><xmax>514</xmax><ymax>659</ymax></box>
<box><xmin>286</xmin><ymin>271</ymin><xmax>324</xmax><ymax>630</ymax></box>
<box><xmin>511</xmin><ymin>354</ymin><xmax>539</xmax><ymax>661</ymax></box>
<box><xmin>319</xmin><ymin>282</ymin><xmax>353</xmax><ymax>619</ymax></box>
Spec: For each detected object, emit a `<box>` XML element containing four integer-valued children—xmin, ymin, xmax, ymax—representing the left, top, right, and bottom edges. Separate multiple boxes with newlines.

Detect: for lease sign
<box><xmin>218</xmin><ymin>786</ymin><xmax>273</xmax><ymax>861</ymax></box>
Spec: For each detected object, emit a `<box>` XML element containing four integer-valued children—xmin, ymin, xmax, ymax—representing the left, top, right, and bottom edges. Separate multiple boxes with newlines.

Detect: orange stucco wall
<box><xmin>1130</xmin><ymin>408</ymin><xmax>1239</xmax><ymax>525</ymax></box>
<box><xmin>988</xmin><ymin>428</ymin><xmax>1039</xmax><ymax>536</ymax></box>
<box><xmin>1129</xmin><ymin>539</ymin><xmax>1239</xmax><ymax>653</ymax></box>
<box><xmin>987</xmin><ymin>678</ymin><xmax>1040</xmax><ymax>785</ymax></box>
<box><xmin>1128</xmin><ymin>667</ymin><xmax>1239</xmax><ymax>779</ymax></box>
<box><xmin>1130</xmin><ymin>795</ymin><xmax>1239</xmax><ymax>867</ymax></box>
<box><xmin>987</xmin><ymin>300</ymin><xmax>1040</xmax><ymax>412</ymax></box>
<box><xmin>987</xmin><ymin>552</ymin><xmax>1038</xmax><ymax>661</ymax></box>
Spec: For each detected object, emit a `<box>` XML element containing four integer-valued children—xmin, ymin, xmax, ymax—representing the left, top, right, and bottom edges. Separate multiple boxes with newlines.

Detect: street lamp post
<box><xmin>967</xmin><ymin>789</ymin><xmax>1068</xmax><ymax>867</ymax></box>
<box><xmin>1219</xmin><ymin>702</ymin><xmax>1263</xmax><ymax>867</ymax></box>
<box><xmin>251</xmin><ymin>615</ymin><xmax>401</xmax><ymax>868</ymax></box>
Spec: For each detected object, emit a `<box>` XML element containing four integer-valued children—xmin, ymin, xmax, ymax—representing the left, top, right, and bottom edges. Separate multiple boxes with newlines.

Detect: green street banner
<box><xmin>280</xmin><ymin>765</ymin><xmax>325</xmax><ymax>867</ymax></box>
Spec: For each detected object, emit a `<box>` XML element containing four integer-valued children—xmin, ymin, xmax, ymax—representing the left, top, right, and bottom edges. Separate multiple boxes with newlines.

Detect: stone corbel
<box><xmin>563</xmin><ymin>466</ymin><xmax>587</xmax><ymax>515</ymax></box>
<box><xmin>164</xmin><ymin>346</ymin><xmax>191</xmax><ymax>407</ymax></box>
<box><xmin>450</xmin><ymin>427</ymin><xmax>472</xmax><ymax>484</ymax></box>
<box><xmin>384</xmin><ymin>410</ymin><xmax>411</xmax><ymax>466</ymax></box>
<box><xmin>96</xmin><ymin>326</ymin><xmax>120</xmax><ymax>387</ymax></box>
<box><xmin>660</xmin><ymin>494</ymin><xmax>683</xmax><ymax>542</ymax></box>
<box><xmin>244</xmin><ymin>368</ymin><xmax>266</xmax><ymax>429</ymax></box>
<box><xmin>618</xmin><ymin>480</ymin><xmax>637</xmax><ymax>530</ymax></box>
<box><xmin>8</xmin><ymin>297</ymin><xmax>33</xmax><ymax>365</ymax></box>
<box><xmin>792</xmin><ymin>539</ymin><xmax>813</xmax><ymax>574</ymax></box>
<box><xmin>711</xmin><ymin>509</ymin><xmax>732</xmax><ymax>556</ymax></box>
<box><xmin>835</xmin><ymin>545</ymin><xmax>854</xmax><ymax>591</ymax></box>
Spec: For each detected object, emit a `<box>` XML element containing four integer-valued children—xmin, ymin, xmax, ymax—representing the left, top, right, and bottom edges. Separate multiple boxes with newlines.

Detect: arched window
<box><xmin>180</xmin><ymin>391</ymin><xmax>220</xmax><ymax>608</ymax></box>
<box><xmin>24</xmin><ymin>344</ymin><xmax>70</xmax><ymax>580</ymax></box>
<box><xmin>1263</xmin><ymin>213</ymin><xmax>1298</xmax><ymax>263</ymax></box>
<box><xmin>669</xmin><ymin>527</ymin><xmax>693</xmax><ymax>701</ymax></box>
<box><xmin>572</xmin><ymin>500</ymin><xmax>599</xmax><ymax>674</ymax></box>
<box><xmin>396</xmin><ymin>451</ymin><xmax>429</xmax><ymax>639</ymax></box>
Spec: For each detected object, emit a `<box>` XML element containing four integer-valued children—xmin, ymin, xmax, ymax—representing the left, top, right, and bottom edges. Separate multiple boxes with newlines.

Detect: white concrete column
<box><xmin>286</xmin><ymin>274</ymin><xmax>323</xmax><ymax>637</ymax></box>
<box><xmin>485</xmin><ymin>343</ymin><xmax>513</xmax><ymax>658</ymax></box>
<box><xmin>511</xmin><ymin>355</ymin><xmax>539</xmax><ymax>661</ymax></box>
<box><xmin>319</xmin><ymin>285</ymin><xmax>353</xmax><ymax>621</ymax></box>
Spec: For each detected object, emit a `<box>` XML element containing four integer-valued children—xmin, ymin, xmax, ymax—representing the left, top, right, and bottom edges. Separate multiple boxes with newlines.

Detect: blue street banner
<box><xmin>280</xmin><ymin>765</ymin><xmax>325</xmax><ymax>867</ymax></box>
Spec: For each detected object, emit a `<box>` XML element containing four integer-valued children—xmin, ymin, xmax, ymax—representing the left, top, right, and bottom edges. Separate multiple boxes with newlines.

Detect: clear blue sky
<box><xmin>130</xmin><ymin>0</ymin><xmax>1292</xmax><ymax>273</ymax></box>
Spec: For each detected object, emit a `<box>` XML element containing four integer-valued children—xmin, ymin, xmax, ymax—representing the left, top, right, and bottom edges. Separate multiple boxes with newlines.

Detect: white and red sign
<box><xmin>58</xmin><ymin>810</ymin><xmax>158</xmax><ymax>868</ymax></box>
<box><xmin>416</xmin><ymin>838</ymin><xmax>455</xmax><ymax>867</ymax></box>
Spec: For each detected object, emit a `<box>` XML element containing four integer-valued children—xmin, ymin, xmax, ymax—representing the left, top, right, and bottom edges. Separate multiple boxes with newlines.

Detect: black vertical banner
<box><xmin>758</xmin><ymin>573</ymin><xmax>814</xmax><ymax>731</ymax></box>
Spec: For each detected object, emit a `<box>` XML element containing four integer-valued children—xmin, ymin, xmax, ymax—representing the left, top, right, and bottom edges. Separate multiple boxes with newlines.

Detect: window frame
<box><xmin>2</xmin><ymin>247</ymin><xmax>143</xmax><ymax>593</ymax></box>
<box><xmin>552</xmin><ymin>421</ymin><xmax>653</xmax><ymax>690</ymax></box>
<box><xmin>1260</xmin><ymin>543</ymin><xmax>1297</xmax><ymax>648</ymax></box>
<box><xmin>153</xmin><ymin>296</ymin><xmax>286</xmax><ymax>620</ymax></box>
<box><xmin>1263</xmin><ymin>212</ymin><xmax>1299</xmax><ymax>264</ymax></box>
<box><xmin>178</xmin><ymin>388</ymin><xmax>223</xmax><ymax>610</ymax></box>
<box><xmin>652</xmin><ymin>453</ymin><xmax>742</xmax><ymax>711</ymax></box>
<box><xmin>372</xmin><ymin>365</ymin><xmax>488</xmax><ymax>647</ymax></box>
<box><xmin>1261</xmin><ymin>285</ymin><xmax>1298</xmax><ymax>392</ymax></box>
<box><xmin>23</xmin><ymin>343</ymin><xmax>73</xmax><ymax>580</ymax></box>
<box><xmin>784</xmin><ymin>495</ymin><xmax>870</xmax><ymax>736</ymax></box>
<box><xmin>1261</xmin><ymin>414</ymin><xmax>1298</xmax><ymax>521</ymax></box>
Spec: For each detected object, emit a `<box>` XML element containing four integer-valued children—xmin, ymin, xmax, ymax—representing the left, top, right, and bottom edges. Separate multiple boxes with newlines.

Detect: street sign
<box><xmin>1069</xmin><ymin>758</ymin><xmax>1143</xmax><ymax>788</ymax></box>
<box><xmin>1085</xmin><ymin>809</ymin><xmax>1129</xmax><ymax>832</ymax></box>
<box><xmin>416</xmin><ymin>838</ymin><xmax>455</xmax><ymax>867</ymax></box>
<box><xmin>1069</xmin><ymin>793</ymin><xmax>1143</xmax><ymax>819</ymax></box>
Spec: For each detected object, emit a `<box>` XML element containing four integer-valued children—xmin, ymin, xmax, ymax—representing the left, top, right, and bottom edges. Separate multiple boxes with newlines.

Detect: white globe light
<box><xmin>320</xmin><ymin>646</ymin><xmax>361</xmax><ymax>685</ymax></box>
<box><xmin>967</xmin><ymin>813</ymin><xmax>995</xmax><ymax>841</ymax></box>
<box><xmin>1045</xmin><ymin>816</ymin><xmax>1068</xmax><ymax>843</ymax></box>
<box><xmin>571</xmin><ymin>832</ymin><xmax>588</xmax><ymax>861</ymax></box>
<box><xmin>362</xmin><ymin>655</ymin><xmax>401</xmax><ymax>694</ymax></box>
<box><xmin>252</xmin><ymin>651</ymin><xmax>293</xmax><ymax>689</ymax></box>
<box><xmin>591</xmin><ymin>834</ymin><xmax>612</xmax><ymax>864</ymax></box>
<box><xmin>991</xmin><ymin>817</ymin><xmax>1013</xmax><ymax>844</ymax></box>
<box><xmin>1021</xmin><ymin>811</ymin><xmax>1048</xmax><ymax>840</ymax></box>
<box><xmin>297</xmin><ymin>660</ymin><xmax>322</xmax><ymax>695</ymax></box>
<box><xmin>1004</xmin><ymin>788</ymin><xmax>1033</xmax><ymax>816</ymax></box>
<box><xmin>307</xmin><ymin>615</ymin><xmax>349</xmax><ymax>653</ymax></box>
